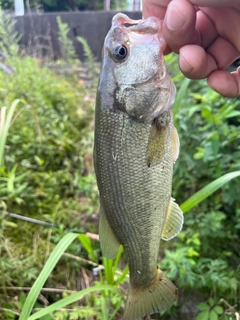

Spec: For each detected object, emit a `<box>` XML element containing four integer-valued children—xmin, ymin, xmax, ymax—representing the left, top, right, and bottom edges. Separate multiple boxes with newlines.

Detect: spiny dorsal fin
<box><xmin>99</xmin><ymin>206</ymin><xmax>121</xmax><ymax>259</ymax></box>
<box><xmin>161</xmin><ymin>197</ymin><xmax>183</xmax><ymax>241</ymax></box>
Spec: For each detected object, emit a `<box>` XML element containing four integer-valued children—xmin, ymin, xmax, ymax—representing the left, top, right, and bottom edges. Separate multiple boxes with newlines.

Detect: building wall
<box><xmin>14</xmin><ymin>11</ymin><xmax>142</xmax><ymax>61</ymax></box>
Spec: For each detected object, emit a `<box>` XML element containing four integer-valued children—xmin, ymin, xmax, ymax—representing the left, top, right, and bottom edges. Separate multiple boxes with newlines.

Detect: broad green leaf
<box><xmin>198</xmin><ymin>302</ymin><xmax>209</xmax><ymax>311</ymax></box>
<box><xmin>214</xmin><ymin>305</ymin><xmax>223</xmax><ymax>315</ymax></box>
<box><xmin>209</xmin><ymin>310</ymin><xmax>218</xmax><ymax>320</ymax></box>
<box><xmin>180</xmin><ymin>171</ymin><xmax>240</xmax><ymax>213</ymax></box>
<box><xmin>27</xmin><ymin>285</ymin><xmax>118</xmax><ymax>320</ymax></box>
<box><xmin>19</xmin><ymin>233</ymin><xmax>79</xmax><ymax>320</ymax></box>
<box><xmin>209</xmin><ymin>298</ymin><xmax>214</xmax><ymax>307</ymax></box>
<box><xmin>196</xmin><ymin>310</ymin><xmax>209</xmax><ymax>320</ymax></box>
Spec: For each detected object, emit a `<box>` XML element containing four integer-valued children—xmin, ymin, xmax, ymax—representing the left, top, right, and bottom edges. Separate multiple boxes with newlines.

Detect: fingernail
<box><xmin>165</xmin><ymin>6</ymin><xmax>186</xmax><ymax>31</ymax></box>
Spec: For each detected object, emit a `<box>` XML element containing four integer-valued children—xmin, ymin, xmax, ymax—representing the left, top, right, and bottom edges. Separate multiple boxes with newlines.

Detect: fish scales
<box><xmin>94</xmin><ymin>13</ymin><xmax>184</xmax><ymax>320</ymax></box>
<box><xmin>95</xmin><ymin>108</ymin><xmax>173</xmax><ymax>285</ymax></box>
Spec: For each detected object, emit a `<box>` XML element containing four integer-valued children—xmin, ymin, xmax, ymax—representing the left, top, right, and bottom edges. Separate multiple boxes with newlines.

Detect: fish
<box><xmin>94</xmin><ymin>13</ymin><xmax>184</xmax><ymax>320</ymax></box>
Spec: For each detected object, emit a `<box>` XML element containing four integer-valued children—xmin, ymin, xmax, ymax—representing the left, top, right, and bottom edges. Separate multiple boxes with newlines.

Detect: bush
<box><xmin>0</xmin><ymin>36</ymin><xmax>239</xmax><ymax>320</ymax></box>
<box><xmin>0</xmin><ymin>54</ymin><xmax>99</xmax><ymax>315</ymax></box>
<box><xmin>161</xmin><ymin>59</ymin><xmax>240</xmax><ymax>318</ymax></box>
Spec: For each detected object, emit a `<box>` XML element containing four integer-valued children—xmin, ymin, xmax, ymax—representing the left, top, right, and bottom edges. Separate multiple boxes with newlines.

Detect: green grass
<box><xmin>0</xmin><ymin>99</ymin><xmax>21</xmax><ymax>169</ymax></box>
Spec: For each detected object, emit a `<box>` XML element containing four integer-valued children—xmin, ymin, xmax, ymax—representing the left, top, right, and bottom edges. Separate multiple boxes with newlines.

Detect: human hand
<box><xmin>142</xmin><ymin>0</ymin><xmax>240</xmax><ymax>97</ymax></box>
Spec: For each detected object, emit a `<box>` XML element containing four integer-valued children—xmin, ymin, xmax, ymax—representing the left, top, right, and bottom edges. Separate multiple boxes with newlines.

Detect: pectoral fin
<box><xmin>161</xmin><ymin>197</ymin><xmax>183</xmax><ymax>241</ymax></box>
<box><xmin>146</xmin><ymin>111</ymin><xmax>172</xmax><ymax>167</ymax></box>
<box><xmin>172</xmin><ymin>126</ymin><xmax>180</xmax><ymax>163</ymax></box>
<box><xmin>99</xmin><ymin>206</ymin><xmax>120</xmax><ymax>259</ymax></box>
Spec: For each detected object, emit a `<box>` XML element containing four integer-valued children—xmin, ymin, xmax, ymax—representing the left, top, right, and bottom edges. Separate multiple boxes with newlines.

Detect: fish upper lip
<box><xmin>112</xmin><ymin>13</ymin><xmax>142</xmax><ymax>27</ymax></box>
<box><xmin>111</xmin><ymin>13</ymin><xmax>161</xmax><ymax>36</ymax></box>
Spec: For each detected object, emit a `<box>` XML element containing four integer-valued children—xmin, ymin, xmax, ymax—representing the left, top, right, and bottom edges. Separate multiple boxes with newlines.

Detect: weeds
<box><xmin>0</xmin><ymin>100</ymin><xmax>20</xmax><ymax>169</ymax></box>
<box><xmin>0</xmin><ymin>8</ymin><xmax>21</xmax><ymax>58</ymax></box>
<box><xmin>196</xmin><ymin>298</ymin><xmax>239</xmax><ymax>320</ymax></box>
<box><xmin>0</xmin><ymin>16</ymin><xmax>239</xmax><ymax>320</ymax></box>
<box><xmin>56</xmin><ymin>16</ymin><xmax>77</xmax><ymax>63</ymax></box>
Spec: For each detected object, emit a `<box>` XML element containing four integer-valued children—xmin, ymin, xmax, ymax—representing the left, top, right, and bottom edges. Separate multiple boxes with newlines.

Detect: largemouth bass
<box><xmin>94</xmin><ymin>13</ymin><xmax>183</xmax><ymax>320</ymax></box>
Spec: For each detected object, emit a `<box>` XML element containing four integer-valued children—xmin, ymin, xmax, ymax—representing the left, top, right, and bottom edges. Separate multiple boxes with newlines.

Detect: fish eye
<box><xmin>113</xmin><ymin>45</ymin><xmax>128</xmax><ymax>61</ymax></box>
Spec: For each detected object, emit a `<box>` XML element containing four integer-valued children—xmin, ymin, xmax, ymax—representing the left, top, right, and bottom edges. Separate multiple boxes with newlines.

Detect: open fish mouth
<box><xmin>110</xmin><ymin>13</ymin><xmax>166</xmax><ymax>50</ymax></box>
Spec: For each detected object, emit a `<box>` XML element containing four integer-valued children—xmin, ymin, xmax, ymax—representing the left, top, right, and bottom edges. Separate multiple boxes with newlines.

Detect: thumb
<box><xmin>208</xmin><ymin>68</ymin><xmax>240</xmax><ymax>97</ymax></box>
<box><xmin>163</xmin><ymin>0</ymin><xmax>200</xmax><ymax>53</ymax></box>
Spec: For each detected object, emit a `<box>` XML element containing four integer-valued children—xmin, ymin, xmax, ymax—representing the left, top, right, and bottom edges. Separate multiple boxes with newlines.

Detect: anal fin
<box><xmin>99</xmin><ymin>206</ymin><xmax>120</xmax><ymax>259</ymax></box>
<box><xmin>161</xmin><ymin>197</ymin><xmax>183</xmax><ymax>241</ymax></box>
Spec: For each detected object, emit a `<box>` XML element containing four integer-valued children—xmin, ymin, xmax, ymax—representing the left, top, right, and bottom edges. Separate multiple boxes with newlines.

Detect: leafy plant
<box><xmin>0</xmin><ymin>17</ymin><xmax>239</xmax><ymax>319</ymax></box>
<box><xmin>19</xmin><ymin>233</ymin><xmax>79</xmax><ymax>320</ymax></box>
<box><xmin>0</xmin><ymin>8</ymin><xmax>21</xmax><ymax>58</ymax></box>
<box><xmin>162</xmin><ymin>63</ymin><xmax>240</xmax><ymax>318</ymax></box>
<box><xmin>56</xmin><ymin>16</ymin><xmax>77</xmax><ymax>63</ymax></box>
<box><xmin>197</xmin><ymin>299</ymin><xmax>224</xmax><ymax>320</ymax></box>
<box><xmin>77</xmin><ymin>36</ymin><xmax>100</xmax><ymax>86</ymax></box>
<box><xmin>0</xmin><ymin>47</ymin><xmax>96</xmax><ymax>318</ymax></box>
<box><xmin>16</xmin><ymin>232</ymin><xmax>124</xmax><ymax>320</ymax></box>
<box><xmin>77</xmin><ymin>36</ymin><xmax>95</xmax><ymax>67</ymax></box>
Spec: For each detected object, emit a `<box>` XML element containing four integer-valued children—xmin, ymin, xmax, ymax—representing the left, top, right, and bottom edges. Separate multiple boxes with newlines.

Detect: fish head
<box><xmin>99</xmin><ymin>13</ymin><xmax>176</xmax><ymax>122</ymax></box>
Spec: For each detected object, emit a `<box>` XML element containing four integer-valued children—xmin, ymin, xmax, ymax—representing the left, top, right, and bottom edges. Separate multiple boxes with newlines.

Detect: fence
<box><xmin>14</xmin><ymin>11</ymin><xmax>141</xmax><ymax>61</ymax></box>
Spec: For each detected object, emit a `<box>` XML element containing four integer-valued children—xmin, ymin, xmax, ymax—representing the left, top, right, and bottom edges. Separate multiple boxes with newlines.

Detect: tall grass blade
<box><xmin>78</xmin><ymin>233</ymin><xmax>98</xmax><ymax>263</ymax></box>
<box><xmin>174</xmin><ymin>77</ymin><xmax>191</xmax><ymax>116</ymax></box>
<box><xmin>109</xmin><ymin>301</ymin><xmax>123</xmax><ymax>320</ymax></box>
<box><xmin>112</xmin><ymin>245</ymin><xmax>123</xmax><ymax>278</ymax></box>
<box><xmin>19</xmin><ymin>233</ymin><xmax>79</xmax><ymax>320</ymax></box>
<box><xmin>0</xmin><ymin>99</ymin><xmax>20</xmax><ymax>169</ymax></box>
<box><xmin>27</xmin><ymin>284</ymin><xmax>118</xmax><ymax>320</ymax></box>
<box><xmin>180</xmin><ymin>171</ymin><xmax>240</xmax><ymax>213</ymax></box>
<box><xmin>115</xmin><ymin>265</ymin><xmax>129</xmax><ymax>287</ymax></box>
<box><xmin>103</xmin><ymin>257</ymin><xmax>114</xmax><ymax>285</ymax></box>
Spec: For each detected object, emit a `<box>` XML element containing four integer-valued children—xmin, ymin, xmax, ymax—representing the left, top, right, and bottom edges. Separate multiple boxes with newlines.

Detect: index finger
<box><xmin>189</xmin><ymin>0</ymin><xmax>240</xmax><ymax>8</ymax></box>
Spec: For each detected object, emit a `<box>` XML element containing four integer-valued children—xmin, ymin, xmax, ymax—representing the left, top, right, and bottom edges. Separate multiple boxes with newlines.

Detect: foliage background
<box><xmin>0</xmin><ymin>11</ymin><xmax>239</xmax><ymax>320</ymax></box>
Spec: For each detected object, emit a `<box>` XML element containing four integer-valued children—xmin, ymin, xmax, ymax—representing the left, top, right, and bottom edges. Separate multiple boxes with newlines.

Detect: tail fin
<box><xmin>124</xmin><ymin>269</ymin><xmax>177</xmax><ymax>320</ymax></box>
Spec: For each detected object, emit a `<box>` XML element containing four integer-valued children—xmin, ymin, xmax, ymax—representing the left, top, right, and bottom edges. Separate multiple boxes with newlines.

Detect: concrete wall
<box><xmin>14</xmin><ymin>11</ymin><xmax>142</xmax><ymax>61</ymax></box>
